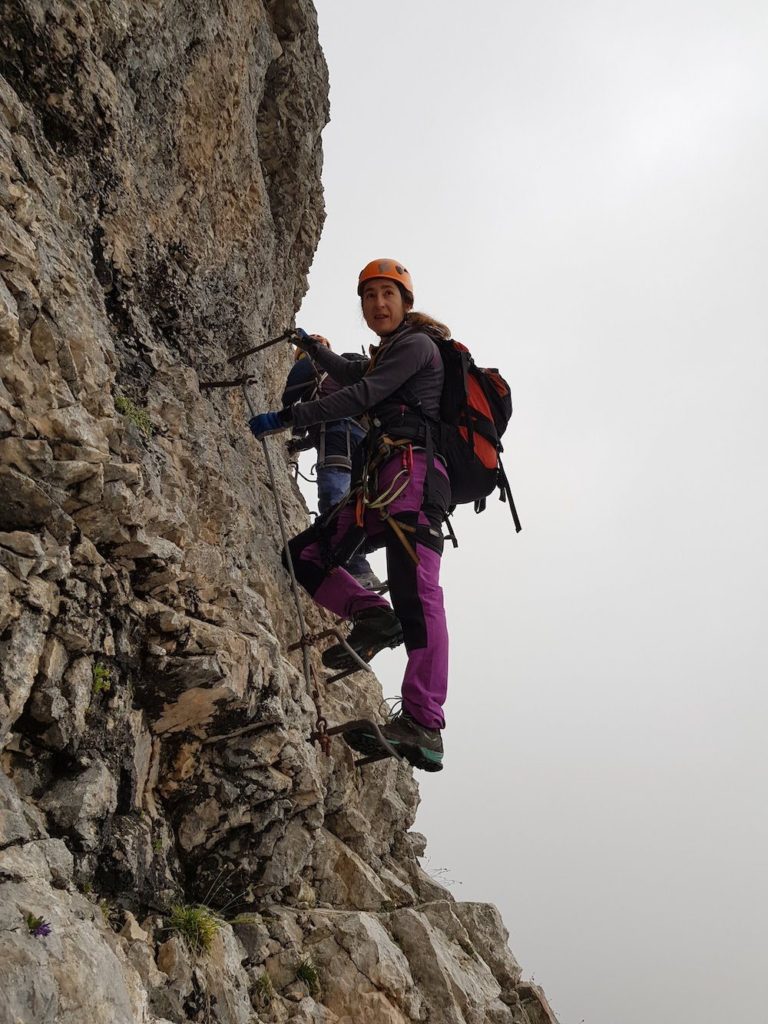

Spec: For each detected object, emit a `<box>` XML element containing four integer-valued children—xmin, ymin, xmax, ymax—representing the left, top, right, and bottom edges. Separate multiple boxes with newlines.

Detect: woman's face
<box><xmin>361</xmin><ymin>278</ymin><xmax>407</xmax><ymax>336</ymax></box>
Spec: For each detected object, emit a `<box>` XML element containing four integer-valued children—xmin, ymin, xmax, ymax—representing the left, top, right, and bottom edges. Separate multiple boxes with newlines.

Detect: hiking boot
<box><xmin>344</xmin><ymin>708</ymin><xmax>444</xmax><ymax>772</ymax></box>
<box><xmin>351</xmin><ymin>568</ymin><xmax>383</xmax><ymax>591</ymax></box>
<box><xmin>322</xmin><ymin>606</ymin><xmax>403</xmax><ymax>671</ymax></box>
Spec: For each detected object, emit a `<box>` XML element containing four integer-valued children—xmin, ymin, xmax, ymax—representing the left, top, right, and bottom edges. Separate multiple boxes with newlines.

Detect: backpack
<box><xmin>414</xmin><ymin>334</ymin><xmax>521</xmax><ymax>531</ymax></box>
<box><xmin>283</xmin><ymin>353</ymin><xmax>368</xmax><ymax>470</ymax></box>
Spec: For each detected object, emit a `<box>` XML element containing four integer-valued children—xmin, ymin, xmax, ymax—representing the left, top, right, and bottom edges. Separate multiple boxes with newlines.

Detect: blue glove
<box><xmin>249</xmin><ymin>411</ymin><xmax>286</xmax><ymax>439</ymax></box>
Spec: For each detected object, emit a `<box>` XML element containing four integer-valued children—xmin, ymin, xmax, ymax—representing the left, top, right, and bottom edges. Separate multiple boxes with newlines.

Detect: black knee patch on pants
<box><xmin>285</xmin><ymin>528</ymin><xmax>328</xmax><ymax>597</ymax></box>
<box><xmin>384</xmin><ymin>465</ymin><xmax>449</xmax><ymax>650</ymax></box>
<box><xmin>390</xmin><ymin>506</ymin><xmax>446</xmax><ymax>558</ymax></box>
<box><xmin>386</xmin><ymin>527</ymin><xmax>427</xmax><ymax>651</ymax></box>
<box><xmin>284</xmin><ymin>511</ymin><xmax>369</xmax><ymax>597</ymax></box>
<box><xmin>421</xmin><ymin>470</ymin><xmax>451</xmax><ymax>554</ymax></box>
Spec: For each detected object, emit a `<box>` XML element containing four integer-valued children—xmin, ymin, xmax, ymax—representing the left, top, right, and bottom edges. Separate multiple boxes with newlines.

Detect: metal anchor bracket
<box><xmin>309</xmin><ymin>718</ymin><xmax>403</xmax><ymax>767</ymax></box>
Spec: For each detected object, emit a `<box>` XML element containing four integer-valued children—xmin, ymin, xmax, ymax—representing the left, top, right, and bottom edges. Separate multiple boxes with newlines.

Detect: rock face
<box><xmin>0</xmin><ymin>2</ymin><xmax>559</xmax><ymax>1022</ymax></box>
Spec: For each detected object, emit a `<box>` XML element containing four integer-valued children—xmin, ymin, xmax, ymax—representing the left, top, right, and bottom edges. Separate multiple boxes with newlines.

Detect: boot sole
<box><xmin>321</xmin><ymin>631</ymin><xmax>403</xmax><ymax>671</ymax></box>
<box><xmin>343</xmin><ymin>729</ymin><xmax>443</xmax><ymax>773</ymax></box>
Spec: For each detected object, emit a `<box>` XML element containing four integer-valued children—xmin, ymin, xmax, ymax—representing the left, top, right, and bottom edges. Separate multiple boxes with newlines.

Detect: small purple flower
<box><xmin>26</xmin><ymin>914</ymin><xmax>52</xmax><ymax>938</ymax></box>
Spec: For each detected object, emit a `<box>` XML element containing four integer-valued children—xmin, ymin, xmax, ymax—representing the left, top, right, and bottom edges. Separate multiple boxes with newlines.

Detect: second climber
<box><xmin>281</xmin><ymin>340</ymin><xmax>379</xmax><ymax>589</ymax></box>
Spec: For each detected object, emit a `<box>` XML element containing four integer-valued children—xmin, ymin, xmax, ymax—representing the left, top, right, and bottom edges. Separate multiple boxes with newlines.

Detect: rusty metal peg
<box><xmin>287</xmin><ymin>627</ymin><xmax>371</xmax><ymax>675</ymax></box>
<box><xmin>287</xmin><ymin>627</ymin><xmax>341</xmax><ymax>651</ymax></box>
<box><xmin>199</xmin><ymin>374</ymin><xmax>258</xmax><ymax>390</ymax></box>
<box><xmin>227</xmin><ymin>328</ymin><xmax>297</xmax><ymax>364</ymax></box>
<box><xmin>324</xmin><ymin>718</ymin><xmax>403</xmax><ymax>763</ymax></box>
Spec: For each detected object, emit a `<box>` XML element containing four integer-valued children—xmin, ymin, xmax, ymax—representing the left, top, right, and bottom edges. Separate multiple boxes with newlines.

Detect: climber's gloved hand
<box><xmin>291</xmin><ymin>328</ymin><xmax>313</xmax><ymax>352</ymax></box>
<box><xmin>248</xmin><ymin>408</ymin><xmax>292</xmax><ymax>439</ymax></box>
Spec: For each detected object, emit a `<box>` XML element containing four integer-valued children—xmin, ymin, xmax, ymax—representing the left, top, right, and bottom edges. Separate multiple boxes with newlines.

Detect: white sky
<box><xmin>296</xmin><ymin>3</ymin><xmax>768</xmax><ymax>1022</ymax></box>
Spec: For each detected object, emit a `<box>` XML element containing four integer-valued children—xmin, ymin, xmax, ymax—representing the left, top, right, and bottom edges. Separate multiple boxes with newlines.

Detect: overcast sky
<box><xmin>296</xmin><ymin>3</ymin><xmax>768</xmax><ymax>1022</ymax></box>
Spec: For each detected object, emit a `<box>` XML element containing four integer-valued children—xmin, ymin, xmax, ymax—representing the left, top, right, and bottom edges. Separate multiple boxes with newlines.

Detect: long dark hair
<box><xmin>405</xmin><ymin>310</ymin><xmax>451</xmax><ymax>339</ymax></box>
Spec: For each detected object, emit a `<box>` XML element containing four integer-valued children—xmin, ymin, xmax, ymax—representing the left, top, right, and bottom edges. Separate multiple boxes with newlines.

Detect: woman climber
<box><xmin>248</xmin><ymin>259</ymin><xmax>450</xmax><ymax>772</ymax></box>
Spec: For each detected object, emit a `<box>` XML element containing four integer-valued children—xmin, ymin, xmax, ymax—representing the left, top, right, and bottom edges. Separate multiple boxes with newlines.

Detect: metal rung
<box><xmin>287</xmin><ymin>626</ymin><xmax>373</xmax><ymax>677</ymax></box>
<box><xmin>317</xmin><ymin>717</ymin><xmax>402</xmax><ymax>764</ymax></box>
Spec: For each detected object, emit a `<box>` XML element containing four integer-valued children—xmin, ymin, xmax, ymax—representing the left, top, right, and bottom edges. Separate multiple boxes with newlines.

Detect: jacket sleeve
<box><xmin>304</xmin><ymin>341</ymin><xmax>370</xmax><ymax>384</ymax></box>
<box><xmin>292</xmin><ymin>333</ymin><xmax>435</xmax><ymax>428</ymax></box>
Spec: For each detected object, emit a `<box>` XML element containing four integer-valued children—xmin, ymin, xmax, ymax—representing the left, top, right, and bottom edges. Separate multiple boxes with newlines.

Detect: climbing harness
<box><xmin>361</xmin><ymin>436</ymin><xmax>414</xmax><ymax>512</ymax></box>
<box><xmin>349</xmin><ymin>435</ymin><xmax>422</xmax><ymax>566</ymax></box>
<box><xmin>316</xmin><ymin>418</ymin><xmax>364</xmax><ymax>473</ymax></box>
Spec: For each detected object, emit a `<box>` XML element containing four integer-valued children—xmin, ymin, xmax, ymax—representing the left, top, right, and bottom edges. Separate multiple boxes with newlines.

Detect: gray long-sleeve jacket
<box><xmin>290</xmin><ymin>321</ymin><xmax>443</xmax><ymax>437</ymax></box>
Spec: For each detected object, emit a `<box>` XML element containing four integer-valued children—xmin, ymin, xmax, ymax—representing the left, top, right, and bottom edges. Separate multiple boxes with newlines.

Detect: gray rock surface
<box><xmin>0</xmin><ymin>1</ymin><xmax>559</xmax><ymax>1021</ymax></box>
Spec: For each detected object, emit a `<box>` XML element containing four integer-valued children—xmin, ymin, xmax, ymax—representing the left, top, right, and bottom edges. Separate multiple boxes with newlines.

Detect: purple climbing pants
<box><xmin>287</xmin><ymin>450</ymin><xmax>450</xmax><ymax>729</ymax></box>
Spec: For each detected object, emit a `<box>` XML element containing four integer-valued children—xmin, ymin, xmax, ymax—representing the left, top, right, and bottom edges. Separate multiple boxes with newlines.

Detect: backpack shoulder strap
<box><xmin>497</xmin><ymin>457</ymin><xmax>522</xmax><ymax>532</ymax></box>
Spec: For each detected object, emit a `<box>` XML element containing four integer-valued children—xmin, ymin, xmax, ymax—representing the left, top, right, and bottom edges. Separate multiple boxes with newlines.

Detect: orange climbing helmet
<box><xmin>357</xmin><ymin>259</ymin><xmax>414</xmax><ymax>302</ymax></box>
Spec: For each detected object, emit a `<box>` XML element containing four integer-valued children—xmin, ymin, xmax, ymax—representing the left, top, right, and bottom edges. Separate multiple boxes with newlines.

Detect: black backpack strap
<box><xmin>443</xmin><ymin>511</ymin><xmax>459</xmax><ymax>548</ymax></box>
<box><xmin>394</xmin><ymin>383</ymin><xmax>443</xmax><ymax>505</ymax></box>
<box><xmin>318</xmin><ymin>422</ymin><xmax>326</xmax><ymax>468</ymax></box>
<box><xmin>423</xmin><ymin>417</ymin><xmax>437</xmax><ymax>503</ymax></box>
<box><xmin>497</xmin><ymin>457</ymin><xmax>522</xmax><ymax>532</ymax></box>
<box><xmin>458</xmin><ymin>349</ymin><xmax>475</xmax><ymax>452</ymax></box>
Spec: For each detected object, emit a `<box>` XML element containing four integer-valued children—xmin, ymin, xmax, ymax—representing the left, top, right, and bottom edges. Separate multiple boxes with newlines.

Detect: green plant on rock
<box><xmin>91</xmin><ymin>662</ymin><xmax>112</xmax><ymax>696</ymax></box>
<box><xmin>99</xmin><ymin>898</ymin><xmax>120</xmax><ymax>929</ymax></box>
<box><xmin>26</xmin><ymin>913</ymin><xmax>52</xmax><ymax>938</ymax></box>
<box><xmin>169</xmin><ymin>904</ymin><xmax>222</xmax><ymax>955</ymax></box>
<box><xmin>295</xmin><ymin>956</ymin><xmax>321</xmax><ymax>996</ymax></box>
<box><xmin>253</xmin><ymin>971</ymin><xmax>274</xmax><ymax>1008</ymax></box>
<box><xmin>115</xmin><ymin>394</ymin><xmax>154</xmax><ymax>438</ymax></box>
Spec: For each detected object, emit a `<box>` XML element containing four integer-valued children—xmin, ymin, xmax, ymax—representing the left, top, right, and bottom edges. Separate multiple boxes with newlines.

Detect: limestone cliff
<box><xmin>0</xmin><ymin>2</ymin><xmax>558</xmax><ymax>1022</ymax></box>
